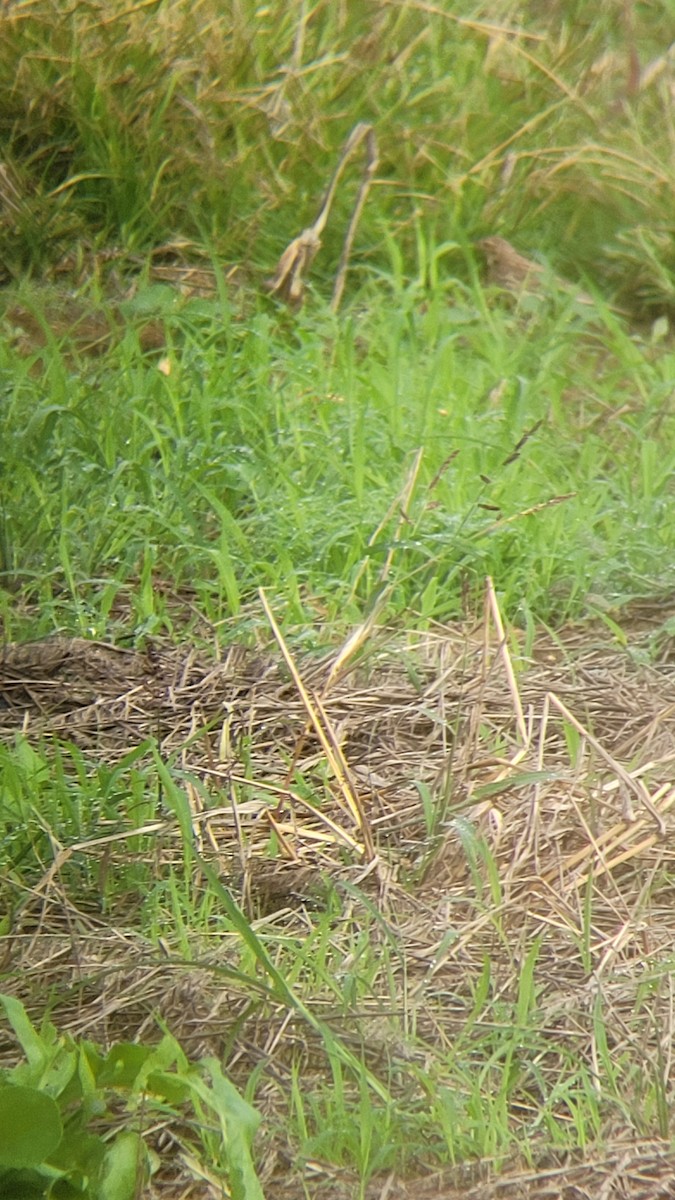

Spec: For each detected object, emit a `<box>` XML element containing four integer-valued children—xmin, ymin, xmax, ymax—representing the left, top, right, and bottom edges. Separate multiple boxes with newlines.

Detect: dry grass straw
<box><xmin>376</xmin><ymin>1139</ymin><xmax>675</xmax><ymax>1200</ymax></box>
<box><xmin>2</xmin><ymin>588</ymin><xmax>675</xmax><ymax>1194</ymax></box>
<box><xmin>259</xmin><ymin>587</ymin><xmax>376</xmax><ymax>862</ymax></box>
<box><xmin>265</xmin><ymin>122</ymin><xmax>378</xmax><ymax>310</ymax></box>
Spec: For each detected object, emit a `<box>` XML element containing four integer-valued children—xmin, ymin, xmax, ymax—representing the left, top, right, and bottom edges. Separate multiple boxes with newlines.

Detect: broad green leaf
<box><xmin>98</xmin><ymin>1044</ymin><xmax>154</xmax><ymax>1089</ymax></box>
<box><xmin>144</xmin><ymin>1070</ymin><xmax>191</xmax><ymax>1107</ymax></box>
<box><xmin>0</xmin><ymin>995</ymin><xmax>48</xmax><ymax>1073</ymax></box>
<box><xmin>0</xmin><ymin>1085</ymin><xmax>63</xmax><ymax>1167</ymax></box>
<box><xmin>99</xmin><ymin>1035</ymin><xmax>189</xmax><ymax>1104</ymax></box>
<box><xmin>0</xmin><ymin>1167</ymin><xmax>46</xmax><ymax>1198</ymax></box>
<box><xmin>98</xmin><ymin>1132</ymin><xmax>146</xmax><ymax>1200</ymax></box>
<box><xmin>133</xmin><ymin>1031</ymin><xmax>189</xmax><ymax>1093</ymax></box>
<box><xmin>50</xmin><ymin>1125</ymin><xmax>105</xmax><ymax>1177</ymax></box>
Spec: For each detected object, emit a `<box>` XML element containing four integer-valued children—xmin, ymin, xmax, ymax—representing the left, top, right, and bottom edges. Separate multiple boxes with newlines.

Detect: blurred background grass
<box><xmin>1</xmin><ymin>0</ymin><xmax>674</xmax><ymax>307</ymax></box>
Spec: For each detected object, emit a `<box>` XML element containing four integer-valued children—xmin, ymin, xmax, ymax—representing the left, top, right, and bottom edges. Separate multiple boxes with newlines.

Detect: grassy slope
<box><xmin>2</xmin><ymin>0</ymin><xmax>675</xmax><ymax>1193</ymax></box>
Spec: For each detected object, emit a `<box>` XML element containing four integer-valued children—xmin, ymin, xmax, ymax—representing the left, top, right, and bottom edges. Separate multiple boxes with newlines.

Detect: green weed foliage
<box><xmin>0</xmin><ymin>993</ymin><xmax>264</xmax><ymax>1200</ymax></box>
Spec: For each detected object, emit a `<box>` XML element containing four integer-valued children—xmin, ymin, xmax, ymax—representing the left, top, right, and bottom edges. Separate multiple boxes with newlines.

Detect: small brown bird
<box><xmin>479</xmin><ymin>236</ymin><xmax>543</xmax><ymax>291</ymax></box>
<box><xmin>479</xmin><ymin>235</ymin><xmax>593</xmax><ymax>306</ymax></box>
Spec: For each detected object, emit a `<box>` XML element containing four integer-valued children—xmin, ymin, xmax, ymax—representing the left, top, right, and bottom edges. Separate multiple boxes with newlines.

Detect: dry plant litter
<box><xmin>2</xmin><ymin>586</ymin><xmax>675</xmax><ymax>1197</ymax></box>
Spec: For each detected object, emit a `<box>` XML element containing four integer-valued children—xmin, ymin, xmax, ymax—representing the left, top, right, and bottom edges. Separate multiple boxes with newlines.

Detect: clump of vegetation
<box><xmin>2</xmin><ymin>3</ymin><xmax>675</xmax><ymax>1198</ymax></box>
<box><xmin>0</xmin><ymin>993</ymin><xmax>264</xmax><ymax>1200</ymax></box>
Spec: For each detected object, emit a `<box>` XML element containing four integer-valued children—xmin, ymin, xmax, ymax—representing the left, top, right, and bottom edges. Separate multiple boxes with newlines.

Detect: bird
<box><xmin>478</xmin><ymin>235</ymin><xmax>594</xmax><ymax>306</ymax></box>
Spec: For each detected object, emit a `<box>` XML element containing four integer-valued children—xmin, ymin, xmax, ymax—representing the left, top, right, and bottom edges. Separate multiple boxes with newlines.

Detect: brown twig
<box><xmin>265</xmin><ymin>122</ymin><xmax>378</xmax><ymax>309</ymax></box>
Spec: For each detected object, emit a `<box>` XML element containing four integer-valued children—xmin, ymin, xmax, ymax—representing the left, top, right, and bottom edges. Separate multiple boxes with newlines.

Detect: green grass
<box><xmin>2</xmin><ymin>0</ymin><xmax>675</xmax><ymax>1194</ymax></box>
<box><xmin>2</xmin><ymin>281</ymin><xmax>675</xmax><ymax>641</ymax></box>
<box><xmin>1</xmin><ymin>0</ymin><xmax>675</xmax><ymax>303</ymax></box>
<box><xmin>2</xmin><ymin>719</ymin><xmax>674</xmax><ymax>1191</ymax></box>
